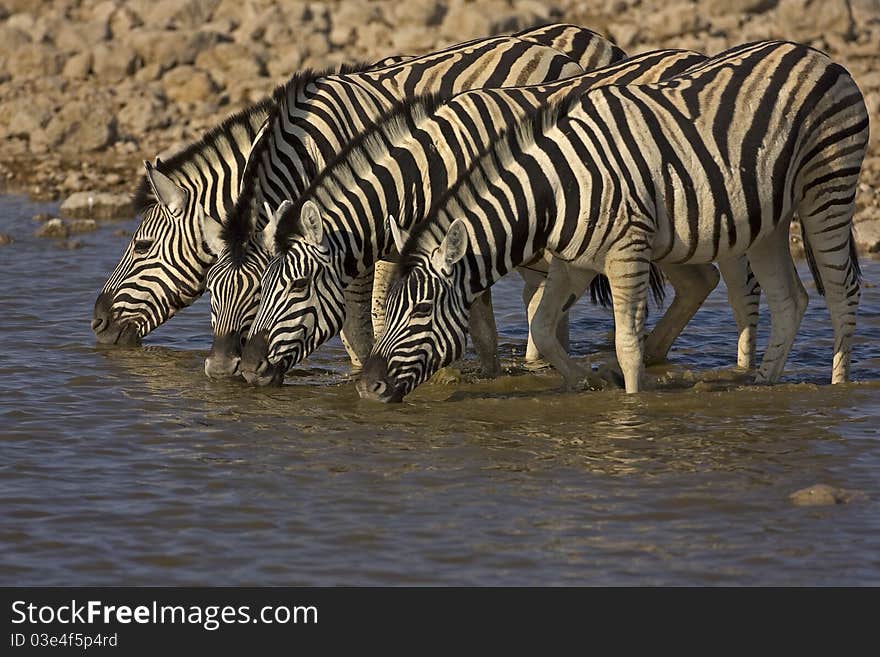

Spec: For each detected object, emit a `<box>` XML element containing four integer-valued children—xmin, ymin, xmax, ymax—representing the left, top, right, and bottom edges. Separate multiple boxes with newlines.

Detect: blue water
<box><xmin>1</xmin><ymin>195</ymin><xmax>879</xmax><ymax>585</ymax></box>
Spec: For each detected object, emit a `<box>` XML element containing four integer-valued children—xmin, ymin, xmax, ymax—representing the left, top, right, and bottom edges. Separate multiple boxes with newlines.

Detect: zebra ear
<box><xmin>433</xmin><ymin>219</ymin><xmax>469</xmax><ymax>272</ymax></box>
<box><xmin>143</xmin><ymin>160</ymin><xmax>187</xmax><ymax>215</ymax></box>
<box><xmin>198</xmin><ymin>205</ymin><xmax>225</xmax><ymax>256</ymax></box>
<box><xmin>261</xmin><ymin>200</ymin><xmax>293</xmax><ymax>256</ymax></box>
<box><xmin>387</xmin><ymin>215</ymin><xmax>410</xmax><ymax>253</ymax></box>
<box><xmin>298</xmin><ymin>200</ymin><xmax>325</xmax><ymax>247</ymax></box>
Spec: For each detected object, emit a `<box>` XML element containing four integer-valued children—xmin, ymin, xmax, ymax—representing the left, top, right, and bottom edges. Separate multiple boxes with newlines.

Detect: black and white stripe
<box><xmin>92</xmin><ymin>105</ymin><xmax>271</xmax><ymax>346</ymax></box>
<box><xmin>363</xmin><ymin>40</ymin><xmax>867</xmax><ymax>400</ymax></box>
<box><xmin>203</xmin><ymin>24</ymin><xmax>623</xmax><ymax>383</ymax></box>
<box><xmin>240</xmin><ymin>48</ymin><xmax>721</xmax><ymax>386</ymax></box>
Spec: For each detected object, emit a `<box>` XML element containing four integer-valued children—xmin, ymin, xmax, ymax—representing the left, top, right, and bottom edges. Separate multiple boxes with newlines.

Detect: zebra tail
<box><xmin>800</xmin><ymin>219</ymin><xmax>825</xmax><ymax>297</ymax></box>
<box><xmin>589</xmin><ymin>275</ymin><xmax>612</xmax><ymax>307</ymax></box>
<box><xmin>648</xmin><ymin>263</ymin><xmax>667</xmax><ymax>308</ymax></box>
<box><xmin>850</xmin><ymin>226</ymin><xmax>863</xmax><ymax>285</ymax></box>
<box><xmin>588</xmin><ymin>264</ymin><xmax>667</xmax><ymax>308</ymax></box>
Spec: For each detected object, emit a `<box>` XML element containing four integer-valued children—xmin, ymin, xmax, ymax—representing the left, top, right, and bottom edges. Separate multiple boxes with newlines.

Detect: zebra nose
<box><xmin>356</xmin><ymin>355</ymin><xmax>402</xmax><ymax>402</ymax></box>
<box><xmin>241</xmin><ymin>331</ymin><xmax>283</xmax><ymax>386</ymax></box>
<box><xmin>92</xmin><ymin>291</ymin><xmax>114</xmax><ymax>334</ymax></box>
<box><xmin>204</xmin><ymin>332</ymin><xmax>243</xmax><ymax>379</ymax></box>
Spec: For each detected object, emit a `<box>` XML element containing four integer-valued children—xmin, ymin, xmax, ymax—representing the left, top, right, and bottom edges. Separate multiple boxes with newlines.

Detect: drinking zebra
<box><xmin>201</xmin><ymin>25</ymin><xmax>625</xmax><ymax>381</ymax></box>
<box><xmin>240</xmin><ymin>48</ymin><xmax>762</xmax><ymax>387</ymax></box>
<box><xmin>90</xmin><ymin>24</ymin><xmax>613</xmax><ymax>354</ymax></box>
<box><xmin>359</xmin><ymin>40</ymin><xmax>867</xmax><ymax>401</ymax></box>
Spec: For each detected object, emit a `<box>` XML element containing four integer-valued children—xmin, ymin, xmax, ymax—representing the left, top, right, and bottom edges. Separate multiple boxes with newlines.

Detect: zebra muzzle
<box><xmin>241</xmin><ymin>332</ymin><xmax>285</xmax><ymax>387</ymax></box>
<box><xmin>91</xmin><ymin>292</ymin><xmax>141</xmax><ymax>347</ymax></box>
<box><xmin>356</xmin><ymin>356</ymin><xmax>404</xmax><ymax>403</ymax></box>
<box><xmin>204</xmin><ymin>331</ymin><xmax>243</xmax><ymax>379</ymax></box>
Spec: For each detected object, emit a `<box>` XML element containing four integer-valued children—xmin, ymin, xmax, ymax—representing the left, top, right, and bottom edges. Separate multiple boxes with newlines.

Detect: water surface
<box><xmin>1</xmin><ymin>195</ymin><xmax>879</xmax><ymax>585</ymax></box>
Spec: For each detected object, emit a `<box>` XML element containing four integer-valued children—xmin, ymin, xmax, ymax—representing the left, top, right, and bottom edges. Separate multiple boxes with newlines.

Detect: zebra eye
<box><xmin>412</xmin><ymin>302</ymin><xmax>433</xmax><ymax>318</ymax></box>
<box><xmin>289</xmin><ymin>277</ymin><xmax>310</xmax><ymax>291</ymax></box>
<box><xmin>133</xmin><ymin>239</ymin><xmax>154</xmax><ymax>255</ymax></box>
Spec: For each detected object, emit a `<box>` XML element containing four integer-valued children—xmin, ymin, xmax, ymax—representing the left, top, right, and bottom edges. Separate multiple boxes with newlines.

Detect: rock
<box><xmin>32</xmin><ymin>213</ymin><xmax>52</xmax><ymax>223</ymax></box>
<box><xmin>194</xmin><ymin>43</ymin><xmax>265</xmax><ymax>88</ymax></box>
<box><xmin>68</xmin><ymin>219</ymin><xmax>99</xmax><ymax>234</ymax></box>
<box><xmin>302</xmin><ymin>32</ymin><xmax>331</xmax><ymax>60</ymax></box>
<box><xmin>608</xmin><ymin>21</ymin><xmax>640</xmax><ymax>49</ymax></box>
<box><xmin>60</xmin><ymin>192</ymin><xmax>134</xmax><ymax>220</ymax></box>
<box><xmin>642</xmin><ymin>2</ymin><xmax>709</xmax><ymax>40</ymax></box>
<box><xmin>91</xmin><ymin>42</ymin><xmax>138</xmax><ymax>82</ymax></box>
<box><xmin>109</xmin><ymin>5</ymin><xmax>144</xmax><ymax>35</ymax></box>
<box><xmin>128</xmin><ymin>28</ymin><xmax>222</xmax><ymax>73</ymax></box>
<box><xmin>439</xmin><ymin>2</ymin><xmax>492</xmax><ymax>42</ymax></box>
<box><xmin>170</xmin><ymin>0</ymin><xmax>222</xmax><ymax>30</ymax></box>
<box><xmin>790</xmin><ymin>484</ymin><xmax>868</xmax><ymax>506</ymax></box>
<box><xmin>5</xmin><ymin>101</ymin><xmax>52</xmax><ymax>139</ymax></box>
<box><xmin>266</xmin><ymin>44</ymin><xmax>305</xmax><ymax>79</ymax></box>
<box><xmin>853</xmin><ymin>208</ymin><xmax>880</xmax><ymax>253</ymax></box>
<box><xmin>35</xmin><ymin>218</ymin><xmax>68</xmax><ymax>238</ymax></box>
<box><xmin>0</xmin><ymin>233</ymin><xmax>13</xmax><ymax>246</ymax></box>
<box><xmin>389</xmin><ymin>2</ymin><xmax>447</xmax><ymax>26</ymax></box>
<box><xmin>704</xmin><ymin>0</ymin><xmax>779</xmax><ymax>14</ymax></box>
<box><xmin>776</xmin><ymin>0</ymin><xmax>855</xmax><ymax>41</ymax></box>
<box><xmin>328</xmin><ymin>25</ymin><xmax>355</xmax><ymax>48</ymax></box>
<box><xmin>62</xmin><ymin>51</ymin><xmax>93</xmax><ymax>79</ymax></box>
<box><xmin>90</xmin><ymin>0</ymin><xmax>119</xmax><ymax>24</ymax></box>
<box><xmin>0</xmin><ymin>24</ymin><xmax>31</xmax><ymax>59</ymax></box>
<box><xmin>390</xmin><ymin>26</ymin><xmax>429</xmax><ymax>54</ymax></box>
<box><xmin>5</xmin><ymin>43</ymin><xmax>64</xmax><ymax>79</ymax></box>
<box><xmin>34</xmin><ymin>100</ymin><xmax>117</xmax><ymax>154</ymax></box>
<box><xmin>162</xmin><ymin>65</ymin><xmax>218</xmax><ymax>104</ymax></box>
<box><xmin>429</xmin><ymin>367</ymin><xmax>463</xmax><ymax>385</ymax></box>
<box><xmin>53</xmin><ymin>19</ymin><xmax>110</xmax><ymax>53</ymax></box>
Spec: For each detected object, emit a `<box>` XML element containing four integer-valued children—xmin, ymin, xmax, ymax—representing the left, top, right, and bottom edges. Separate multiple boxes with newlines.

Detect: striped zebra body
<box><xmin>89</xmin><ymin>24</ymin><xmax>598</xmax><ymax>353</ymax></box>
<box><xmin>241</xmin><ymin>48</ymin><xmax>730</xmax><ymax>386</ymax></box>
<box><xmin>203</xmin><ymin>25</ymin><xmax>623</xmax><ymax>382</ymax></box>
<box><xmin>361</xmin><ymin>40</ymin><xmax>868</xmax><ymax>400</ymax></box>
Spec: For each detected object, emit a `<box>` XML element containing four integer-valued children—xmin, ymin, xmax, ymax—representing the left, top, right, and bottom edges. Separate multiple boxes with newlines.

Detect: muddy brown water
<box><xmin>1</xmin><ymin>195</ymin><xmax>879</xmax><ymax>585</ymax></box>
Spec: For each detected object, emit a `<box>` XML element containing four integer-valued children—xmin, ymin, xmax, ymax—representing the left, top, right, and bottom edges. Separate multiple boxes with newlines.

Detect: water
<box><xmin>2</xmin><ymin>194</ymin><xmax>879</xmax><ymax>585</ymax></box>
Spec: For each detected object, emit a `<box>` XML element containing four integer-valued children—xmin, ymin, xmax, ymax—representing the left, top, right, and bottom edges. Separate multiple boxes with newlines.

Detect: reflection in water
<box><xmin>0</xmin><ymin>194</ymin><xmax>879</xmax><ymax>585</ymax></box>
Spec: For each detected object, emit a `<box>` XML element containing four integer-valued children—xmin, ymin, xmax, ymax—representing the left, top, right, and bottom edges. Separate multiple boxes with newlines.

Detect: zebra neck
<box><xmin>159</xmin><ymin>101</ymin><xmax>271</xmax><ymax>224</ymax></box>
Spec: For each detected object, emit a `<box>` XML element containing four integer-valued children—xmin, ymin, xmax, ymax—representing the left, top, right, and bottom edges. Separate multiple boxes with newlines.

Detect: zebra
<box><xmin>90</xmin><ymin>24</ymin><xmax>603</xmax><ymax>352</ymax></box>
<box><xmin>201</xmin><ymin>25</ymin><xmax>626</xmax><ymax>381</ymax></box>
<box><xmin>240</xmin><ymin>48</ymin><xmax>756</xmax><ymax>387</ymax></box>
<box><xmin>359</xmin><ymin>40</ymin><xmax>868</xmax><ymax>401</ymax></box>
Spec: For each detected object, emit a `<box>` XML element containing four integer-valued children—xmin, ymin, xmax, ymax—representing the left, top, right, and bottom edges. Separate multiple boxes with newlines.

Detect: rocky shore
<box><xmin>0</xmin><ymin>0</ymin><xmax>878</xmax><ymax>252</ymax></box>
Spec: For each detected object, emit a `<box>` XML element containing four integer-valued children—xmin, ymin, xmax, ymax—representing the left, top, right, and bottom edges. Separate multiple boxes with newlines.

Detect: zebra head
<box><xmin>93</xmin><ymin>160</ymin><xmax>220</xmax><ymax>346</ymax></box>
<box><xmin>358</xmin><ymin>219</ymin><xmax>471</xmax><ymax>403</ymax></box>
<box><xmin>240</xmin><ymin>200</ymin><xmax>344</xmax><ymax>386</ymax></box>
<box><xmin>202</xmin><ymin>200</ymin><xmax>277</xmax><ymax>379</ymax></box>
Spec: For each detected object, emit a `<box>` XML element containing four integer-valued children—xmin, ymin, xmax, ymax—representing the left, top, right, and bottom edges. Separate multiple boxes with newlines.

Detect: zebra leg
<box><xmin>530</xmin><ymin>259</ymin><xmax>607</xmax><ymax>390</ymax></box>
<box><xmin>717</xmin><ymin>255</ymin><xmax>760</xmax><ymax>370</ymax></box>
<box><xmin>518</xmin><ymin>255</ymin><xmax>569</xmax><ymax>364</ymax></box>
<box><xmin>643</xmin><ymin>263</ymin><xmax>719</xmax><ymax>365</ymax></box>
<box><xmin>605</xmin><ymin>258</ymin><xmax>651</xmax><ymax>394</ymax></box>
<box><xmin>798</xmin><ymin>201</ymin><xmax>861</xmax><ymax>384</ymax></box>
<box><xmin>519</xmin><ymin>266</ymin><xmax>544</xmax><ymax>363</ymax></box>
<box><xmin>371</xmin><ymin>259</ymin><xmax>397</xmax><ymax>340</ymax></box>
<box><xmin>468</xmin><ymin>289</ymin><xmax>501</xmax><ymax>377</ymax></box>
<box><xmin>341</xmin><ymin>266</ymin><xmax>377</xmax><ymax>372</ymax></box>
<box><xmin>747</xmin><ymin>225</ymin><xmax>808</xmax><ymax>384</ymax></box>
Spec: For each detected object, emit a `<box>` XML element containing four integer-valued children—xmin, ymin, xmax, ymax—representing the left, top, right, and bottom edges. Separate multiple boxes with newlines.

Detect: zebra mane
<box><xmin>131</xmin><ymin>97</ymin><xmax>275</xmax><ymax>217</ymax></box>
<box><xmin>397</xmin><ymin>92</ymin><xmax>583</xmax><ymax>277</ymax></box>
<box><xmin>273</xmin><ymin>92</ymin><xmax>446</xmax><ymax>254</ymax></box>
<box><xmin>219</xmin><ymin>60</ymin><xmax>376</xmax><ymax>265</ymax></box>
